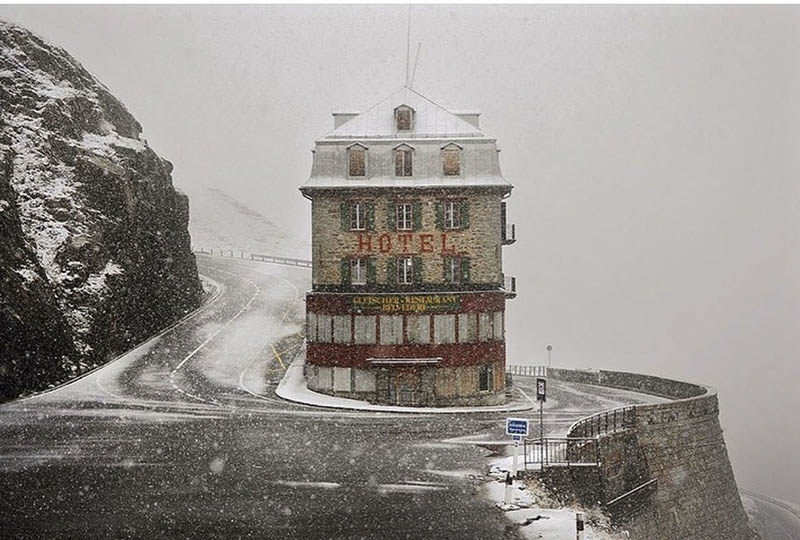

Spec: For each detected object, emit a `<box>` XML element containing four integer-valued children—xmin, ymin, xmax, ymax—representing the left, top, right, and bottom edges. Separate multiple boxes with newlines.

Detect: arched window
<box><xmin>394</xmin><ymin>105</ymin><xmax>414</xmax><ymax>132</ymax></box>
<box><xmin>442</xmin><ymin>142</ymin><xmax>462</xmax><ymax>176</ymax></box>
<box><xmin>347</xmin><ymin>143</ymin><xmax>367</xmax><ymax>177</ymax></box>
<box><xmin>394</xmin><ymin>144</ymin><xmax>414</xmax><ymax>177</ymax></box>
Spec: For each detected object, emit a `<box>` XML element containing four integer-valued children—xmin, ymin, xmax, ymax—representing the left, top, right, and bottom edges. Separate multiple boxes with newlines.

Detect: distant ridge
<box><xmin>187</xmin><ymin>187</ymin><xmax>309</xmax><ymax>260</ymax></box>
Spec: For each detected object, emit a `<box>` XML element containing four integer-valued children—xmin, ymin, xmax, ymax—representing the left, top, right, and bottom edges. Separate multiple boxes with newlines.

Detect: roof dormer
<box><xmin>394</xmin><ymin>104</ymin><xmax>414</xmax><ymax>132</ymax></box>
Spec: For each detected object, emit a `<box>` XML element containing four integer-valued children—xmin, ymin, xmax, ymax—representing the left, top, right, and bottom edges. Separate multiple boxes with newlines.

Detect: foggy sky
<box><xmin>1</xmin><ymin>5</ymin><xmax>798</xmax><ymax>504</ymax></box>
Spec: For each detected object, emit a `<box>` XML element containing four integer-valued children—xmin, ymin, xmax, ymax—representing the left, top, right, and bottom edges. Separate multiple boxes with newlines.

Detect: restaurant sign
<box><xmin>350</xmin><ymin>294</ymin><xmax>461</xmax><ymax>314</ymax></box>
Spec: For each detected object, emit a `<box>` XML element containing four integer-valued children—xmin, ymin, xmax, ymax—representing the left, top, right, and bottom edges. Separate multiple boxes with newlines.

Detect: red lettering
<box><xmin>441</xmin><ymin>233</ymin><xmax>456</xmax><ymax>253</ymax></box>
<box><xmin>358</xmin><ymin>233</ymin><xmax>373</xmax><ymax>253</ymax></box>
<box><xmin>420</xmin><ymin>234</ymin><xmax>434</xmax><ymax>253</ymax></box>
<box><xmin>379</xmin><ymin>234</ymin><xmax>392</xmax><ymax>253</ymax></box>
<box><xmin>399</xmin><ymin>233</ymin><xmax>413</xmax><ymax>253</ymax></box>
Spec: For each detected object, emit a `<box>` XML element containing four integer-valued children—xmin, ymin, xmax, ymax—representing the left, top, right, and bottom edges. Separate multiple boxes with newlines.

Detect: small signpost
<box><xmin>536</xmin><ymin>377</ymin><xmax>547</xmax><ymax>470</ymax></box>
<box><xmin>506</xmin><ymin>417</ymin><xmax>529</xmax><ymax>478</ymax></box>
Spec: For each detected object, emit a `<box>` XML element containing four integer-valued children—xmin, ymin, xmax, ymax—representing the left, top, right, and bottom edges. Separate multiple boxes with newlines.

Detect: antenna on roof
<box><xmin>404</xmin><ymin>5</ymin><xmax>412</xmax><ymax>88</ymax></box>
<box><xmin>410</xmin><ymin>41</ymin><xmax>422</xmax><ymax>89</ymax></box>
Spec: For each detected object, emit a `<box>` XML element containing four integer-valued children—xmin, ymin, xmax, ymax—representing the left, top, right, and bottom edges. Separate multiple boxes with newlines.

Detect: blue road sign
<box><xmin>506</xmin><ymin>418</ymin><xmax>529</xmax><ymax>437</ymax></box>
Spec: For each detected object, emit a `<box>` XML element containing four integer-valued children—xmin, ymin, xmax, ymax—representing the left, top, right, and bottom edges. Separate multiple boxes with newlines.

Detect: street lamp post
<box><xmin>546</xmin><ymin>344</ymin><xmax>552</xmax><ymax>368</ymax></box>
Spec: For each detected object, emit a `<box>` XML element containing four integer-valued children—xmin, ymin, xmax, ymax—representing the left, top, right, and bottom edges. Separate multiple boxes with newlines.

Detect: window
<box><xmin>479</xmin><ymin>364</ymin><xmax>494</xmax><ymax>391</ymax></box>
<box><xmin>444</xmin><ymin>256</ymin><xmax>462</xmax><ymax>284</ymax></box>
<box><xmin>348</xmin><ymin>145</ymin><xmax>366</xmax><ymax>177</ymax></box>
<box><xmin>458</xmin><ymin>313</ymin><xmax>477</xmax><ymax>343</ymax></box>
<box><xmin>478</xmin><ymin>313</ymin><xmax>493</xmax><ymax>342</ymax></box>
<box><xmin>333</xmin><ymin>315</ymin><xmax>351</xmax><ymax>344</ymax></box>
<box><xmin>444</xmin><ymin>201</ymin><xmax>461</xmax><ymax>229</ymax></box>
<box><xmin>396</xmin><ymin>203</ymin><xmax>413</xmax><ymax>231</ymax></box>
<box><xmin>395</xmin><ymin>106</ymin><xmax>413</xmax><ymax>131</ymax></box>
<box><xmin>395</xmin><ymin>145</ymin><xmax>413</xmax><ymax>177</ymax></box>
<box><xmin>354</xmin><ymin>315</ymin><xmax>376</xmax><ymax>344</ymax></box>
<box><xmin>379</xmin><ymin>315</ymin><xmax>404</xmax><ymax>345</ymax></box>
<box><xmin>350</xmin><ymin>258</ymin><xmax>367</xmax><ymax>285</ymax></box>
<box><xmin>493</xmin><ymin>312</ymin><xmax>504</xmax><ymax>340</ymax></box>
<box><xmin>442</xmin><ymin>144</ymin><xmax>461</xmax><ymax>176</ymax></box>
<box><xmin>397</xmin><ymin>256</ymin><xmax>413</xmax><ymax>285</ymax></box>
<box><xmin>317</xmin><ymin>314</ymin><xmax>332</xmax><ymax>343</ymax></box>
<box><xmin>407</xmin><ymin>315</ymin><xmax>431</xmax><ymax>344</ymax></box>
<box><xmin>433</xmin><ymin>314</ymin><xmax>456</xmax><ymax>344</ymax></box>
<box><xmin>350</xmin><ymin>202</ymin><xmax>366</xmax><ymax>231</ymax></box>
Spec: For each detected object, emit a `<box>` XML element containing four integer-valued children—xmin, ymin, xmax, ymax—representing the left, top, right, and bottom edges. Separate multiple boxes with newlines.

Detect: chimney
<box><xmin>453</xmin><ymin>110</ymin><xmax>481</xmax><ymax>129</ymax></box>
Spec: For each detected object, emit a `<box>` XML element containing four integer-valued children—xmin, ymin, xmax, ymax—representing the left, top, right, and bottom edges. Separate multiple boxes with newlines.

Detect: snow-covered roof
<box><xmin>321</xmin><ymin>86</ymin><xmax>489</xmax><ymax>141</ymax></box>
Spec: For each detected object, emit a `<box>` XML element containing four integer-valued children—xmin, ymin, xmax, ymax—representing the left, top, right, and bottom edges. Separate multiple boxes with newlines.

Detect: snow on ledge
<box><xmin>275</xmin><ymin>355</ymin><xmax>534</xmax><ymax>414</ymax></box>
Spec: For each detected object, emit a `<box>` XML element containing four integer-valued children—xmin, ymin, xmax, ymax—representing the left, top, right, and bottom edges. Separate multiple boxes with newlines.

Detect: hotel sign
<box><xmin>351</xmin><ymin>294</ymin><xmax>461</xmax><ymax>314</ymax></box>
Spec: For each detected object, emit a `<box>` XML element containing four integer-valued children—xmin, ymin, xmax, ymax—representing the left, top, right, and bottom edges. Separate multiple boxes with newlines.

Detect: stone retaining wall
<box><xmin>547</xmin><ymin>368</ymin><xmax>759</xmax><ymax>540</ymax></box>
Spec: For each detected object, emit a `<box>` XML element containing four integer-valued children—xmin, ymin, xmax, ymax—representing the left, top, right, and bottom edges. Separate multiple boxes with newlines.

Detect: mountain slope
<box><xmin>187</xmin><ymin>187</ymin><xmax>309</xmax><ymax>260</ymax></box>
<box><xmin>0</xmin><ymin>20</ymin><xmax>203</xmax><ymax>399</ymax></box>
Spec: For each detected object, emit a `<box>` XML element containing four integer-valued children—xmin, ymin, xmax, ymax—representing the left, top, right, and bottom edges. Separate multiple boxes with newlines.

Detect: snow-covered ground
<box><xmin>275</xmin><ymin>354</ymin><xmax>535</xmax><ymax>414</ymax></box>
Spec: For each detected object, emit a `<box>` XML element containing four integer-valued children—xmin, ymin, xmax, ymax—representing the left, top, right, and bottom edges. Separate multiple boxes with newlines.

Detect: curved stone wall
<box><xmin>549</xmin><ymin>368</ymin><xmax>759</xmax><ymax>540</ymax></box>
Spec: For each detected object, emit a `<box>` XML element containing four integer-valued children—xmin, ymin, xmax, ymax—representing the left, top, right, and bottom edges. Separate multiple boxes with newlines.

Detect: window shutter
<box><xmin>340</xmin><ymin>202</ymin><xmax>350</xmax><ymax>231</ymax></box>
<box><xmin>366</xmin><ymin>203</ymin><xmax>375</xmax><ymax>231</ymax></box>
<box><xmin>435</xmin><ymin>201</ymin><xmax>444</xmax><ymax>230</ymax></box>
<box><xmin>460</xmin><ymin>200</ymin><xmax>470</xmax><ymax>229</ymax></box>
<box><xmin>340</xmin><ymin>259</ymin><xmax>351</xmax><ymax>286</ymax></box>
<box><xmin>367</xmin><ymin>257</ymin><xmax>376</xmax><ymax>285</ymax></box>
<box><xmin>413</xmin><ymin>256</ymin><xmax>423</xmax><ymax>285</ymax></box>
<box><xmin>387</xmin><ymin>202</ymin><xmax>396</xmax><ymax>231</ymax></box>
<box><xmin>461</xmin><ymin>257</ymin><xmax>471</xmax><ymax>284</ymax></box>
<box><xmin>386</xmin><ymin>257</ymin><xmax>397</xmax><ymax>285</ymax></box>
<box><xmin>412</xmin><ymin>202</ymin><xmax>422</xmax><ymax>231</ymax></box>
<box><xmin>442</xmin><ymin>256</ymin><xmax>449</xmax><ymax>281</ymax></box>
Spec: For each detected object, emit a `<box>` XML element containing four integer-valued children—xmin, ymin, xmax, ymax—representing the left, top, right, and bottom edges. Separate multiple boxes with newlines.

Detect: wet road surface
<box><xmin>0</xmin><ymin>254</ymin><xmax>661</xmax><ymax>540</ymax></box>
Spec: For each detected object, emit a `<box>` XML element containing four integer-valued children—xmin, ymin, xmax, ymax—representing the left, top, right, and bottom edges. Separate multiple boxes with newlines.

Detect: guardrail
<box><xmin>569</xmin><ymin>406</ymin><xmax>636</xmax><ymax>439</ymax></box>
<box><xmin>524</xmin><ymin>437</ymin><xmax>600</xmax><ymax>468</ymax></box>
<box><xmin>507</xmin><ymin>365</ymin><xmax>548</xmax><ymax>377</ymax></box>
<box><xmin>195</xmin><ymin>248</ymin><xmax>312</xmax><ymax>268</ymax></box>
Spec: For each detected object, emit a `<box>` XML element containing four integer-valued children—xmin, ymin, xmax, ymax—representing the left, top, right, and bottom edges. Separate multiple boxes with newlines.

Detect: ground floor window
<box><xmin>478</xmin><ymin>364</ymin><xmax>494</xmax><ymax>391</ymax></box>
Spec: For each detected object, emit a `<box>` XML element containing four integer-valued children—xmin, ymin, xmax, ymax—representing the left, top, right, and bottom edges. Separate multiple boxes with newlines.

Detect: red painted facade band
<box><xmin>306</xmin><ymin>290</ymin><xmax>506</xmax><ymax>315</ymax></box>
<box><xmin>306</xmin><ymin>342</ymin><xmax>505</xmax><ymax>368</ymax></box>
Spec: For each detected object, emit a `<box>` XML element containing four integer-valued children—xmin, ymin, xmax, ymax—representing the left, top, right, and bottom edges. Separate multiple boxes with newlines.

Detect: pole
<box><xmin>539</xmin><ymin>400</ymin><xmax>544</xmax><ymax>471</ymax></box>
<box><xmin>512</xmin><ymin>438</ymin><xmax>519</xmax><ymax>478</ymax></box>
<box><xmin>504</xmin><ymin>471</ymin><xmax>513</xmax><ymax>505</ymax></box>
<box><xmin>576</xmin><ymin>512</ymin><xmax>585</xmax><ymax>540</ymax></box>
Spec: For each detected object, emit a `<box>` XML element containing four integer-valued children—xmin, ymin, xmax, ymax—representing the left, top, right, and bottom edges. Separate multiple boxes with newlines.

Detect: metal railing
<box><xmin>569</xmin><ymin>406</ymin><xmax>636</xmax><ymax>439</ymax></box>
<box><xmin>195</xmin><ymin>248</ymin><xmax>312</xmax><ymax>268</ymax></box>
<box><xmin>502</xmin><ymin>224</ymin><xmax>516</xmax><ymax>245</ymax></box>
<box><xmin>507</xmin><ymin>365</ymin><xmax>548</xmax><ymax>377</ymax></box>
<box><xmin>524</xmin><ymin>437</ymin><xmax>601</xmax><ymax>468</ymax></box>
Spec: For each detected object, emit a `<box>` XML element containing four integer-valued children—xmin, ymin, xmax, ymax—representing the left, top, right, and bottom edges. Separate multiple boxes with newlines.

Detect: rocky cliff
<box><xmin>0</xmin><ymin>20</ymin><xmax>203</xmax><ymax>400</ymax></box>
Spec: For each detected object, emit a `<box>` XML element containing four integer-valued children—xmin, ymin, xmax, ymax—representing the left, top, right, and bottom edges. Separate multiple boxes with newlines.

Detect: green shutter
<box><xmin>386</xmin><ymin>257</ymin><xmax>397</xmax><ymax>285</ymax></box>
<box><xmin>413</xmin><ymin>256</ymin><xmax>423</xmax><ymax>284</ymax></box>
<box><xmin>442</xmin><ymin>256</ymin><xmax>449</xmax><ymax>282</ymax></box>
<box><xmin>387</xmin><ymin>202</ymin><xmax>396</xmax><ymax>231</ymax></box>
<box><xmin>460</xmin><ymin>200</ymin><xmax>470</xmax><ymax>229</ymax></box>
<box><xmin>435</xmin><ymin>201</ymin><xmax>444</xmax><ymax>230</ymax></box>
<box><xmin>461</xmin><ymin>257</ymin><xmax>471</xmax><ymax>284</ymax></box>
<box><xmin>367</xmin><ymin>257</ymin><xmax>376</xmax><ymax>285</ymax></box>
<box><xmin>340</xmin><ymin>202</ymin><xmax>350</xmax><ymax>231</ymax></box>
<box><xmin>412</xmin><ymin>202</ymin><xmax>422</xmax><ymax>231</ymax></box>
<box><xmin>340</xmin><ymin>259</ymin><xmax>351</xmax><ymax>286</ymax></box>
<box><xmin>366</xmin><ymin>203</ymin><xmax>375</xmax><ymax>231</ymax></box>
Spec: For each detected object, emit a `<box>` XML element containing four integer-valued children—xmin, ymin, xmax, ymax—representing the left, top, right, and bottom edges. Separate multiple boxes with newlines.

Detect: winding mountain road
<box><xmin>0</xmin><ymin>254</ymin><xmax>685</xmax><ymax>539</ymax></box>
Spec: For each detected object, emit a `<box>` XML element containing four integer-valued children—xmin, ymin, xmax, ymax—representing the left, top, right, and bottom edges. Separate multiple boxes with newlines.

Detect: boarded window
<box><xmin>433</xmin><ymin>314</ymin><xmax>456</xmax><ymax>344</ymax></box>
<box><xmin>354</xmin><ymin>315</ymin><xmax>377</xmax><ymax>344</ymax></box>
<box><xmin>478</xmin><ymin>313</ymin><xmax>493</xmax><ymax>342</ymax></box>
<box><xmin>333</xmin><ymin>367</ymin><xmax>352</xmax><ymax>392</ymax></box>
<box><xmin>395</xmin><ymin>106</ymin><xmax>412</xmax><ymax>131</ymax></box>
<box><xmin>379</xmin><ymin>315</ymin><xmax>404</xmax><ymax>345</ymax></box>
<box><xmin>333</xmin><ymin>315</ymin><xmax>351</xmax><ymax>344</ymax></box>
<box><xmin>395</xmin><ymin>147</ymin><xmax>413</xmax><ymax>176</ymax></box>
<box><xmin>354</xmin><ymin>369</ymin><xmax>376</xmax><ymax>392</ymax></box>
<box><xmin>479</xmin><ymin>364</ymin><xmax>493</xmax><ymax>391</ymax></box>
<box><xmin>458</xmin><ymin>313</ymin><xmax>476</xmax><ymax>343</ymax></box>
<box><xmin>317</xmin><ymin>314</ymin><xmax>333</xmax><ymax>343</ymax></box>
<box><xmin>306</xmin><ymin>312</ymin><xmax>317</xmax><ymax>342</ymax></box>
<box><xmin>317</xmin><ymin>367</ymin><xmax>333</xmax><ymax>390</ymax></box>
<box><xmin>349</xmin><ymin>147</ymin><xmax>366</xmax><ymax>177</ymax></box>
<box><xmin>407</xmin><ymin>315</ymin><xmax>431</xmax><ymax>344</ymax></box>
<box><xmin>493</xmin><ymin>312</ymin><xmax>504</xmax><ymax>341</ymax></box>
<box><xmin>443</xmin><ymin>147</ymin><xmax>461</xmax><ymax>176</ymax></box>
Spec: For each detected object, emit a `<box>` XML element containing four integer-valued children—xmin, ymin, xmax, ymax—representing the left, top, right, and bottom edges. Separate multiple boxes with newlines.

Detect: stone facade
<box><xmin>537</xmin><ymin>369</ymin><xmax>760</xmax><ymax>540</ymax></box>
<box><xmin>300</xmin><ymin>87</ymin><xmax>514</xmax><ymax>407</ymax></box>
